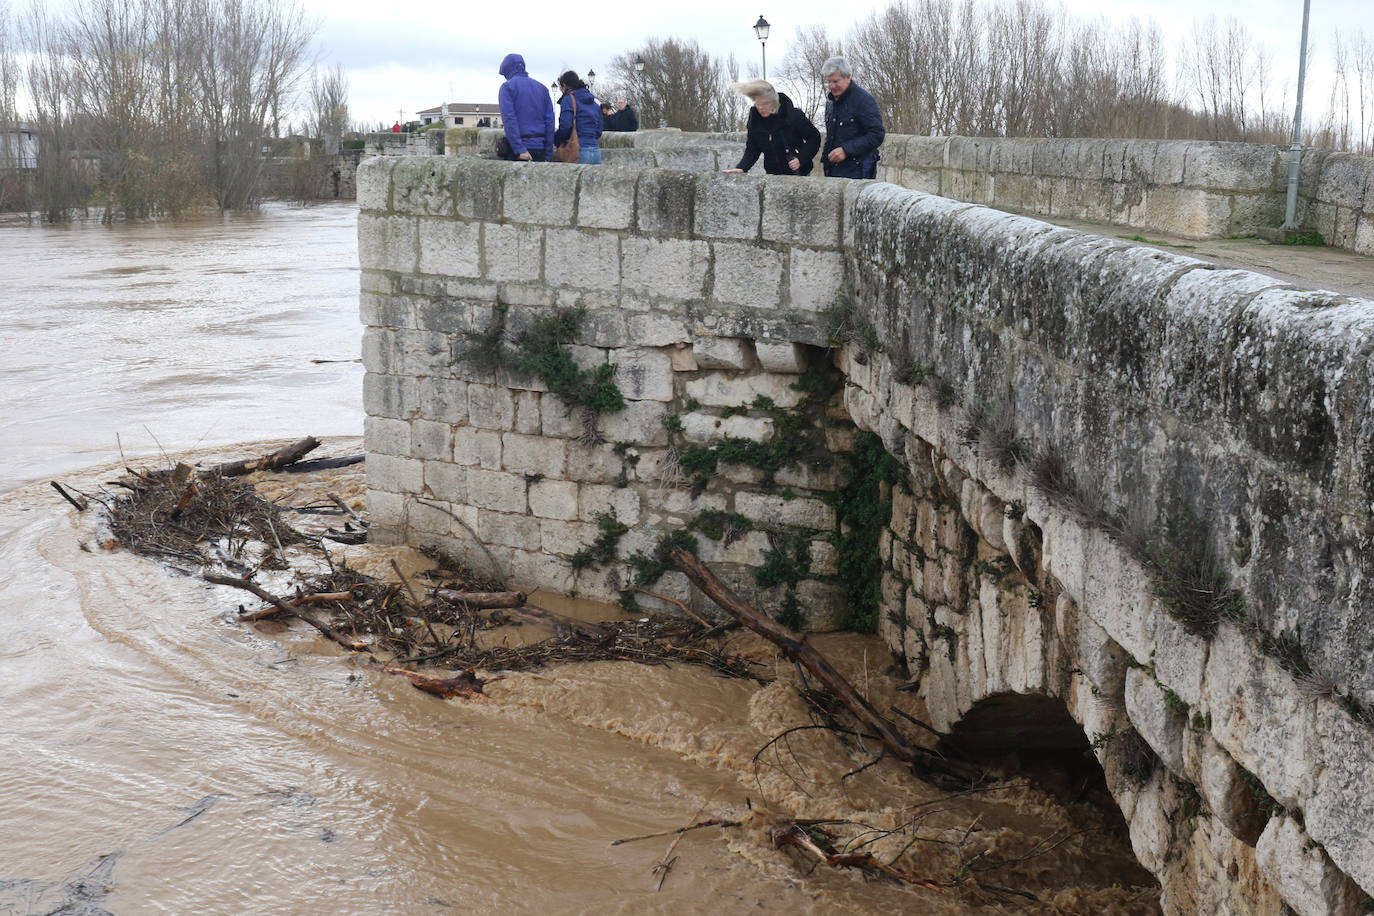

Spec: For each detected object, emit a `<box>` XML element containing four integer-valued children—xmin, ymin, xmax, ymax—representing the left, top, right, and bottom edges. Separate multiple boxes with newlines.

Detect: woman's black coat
<box><xmin>733</xmin><ymin>92</ymin><xmax>821</xmax><ymax>176</ymax></box>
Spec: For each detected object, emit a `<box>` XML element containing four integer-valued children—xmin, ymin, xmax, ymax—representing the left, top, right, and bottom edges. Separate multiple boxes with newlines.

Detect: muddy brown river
<box><xmin>0</xmin><ymin>204</ymin><xmax>1159</xmax><ymax>913</ymax></box>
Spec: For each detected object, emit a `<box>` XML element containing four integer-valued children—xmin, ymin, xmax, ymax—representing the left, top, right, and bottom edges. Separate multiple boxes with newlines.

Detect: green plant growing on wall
<box><xmin>626</xmin><ymin>530</ymin><xmax>699</xmax><ymax>589</ymax></box>
<box><xmin>568</xmin><ymin>510</ymin><xmax>630</xmax><ymax>571</ymax></box>
<box><xmin>1141</xmin><ymin>509</ymin><xmax>1244</xmax><ymax>639</ymax></box>
<box><xmin>690</xmin><ymin>509</ymin><xmax>753</xmax><ymax>545</ymax></box>
<box><xmin>1282</xmin><ymin>230</ymin><xmax>1324</xmax><ymax>246</ymax></box>
<box><xmin>457</xmin><ymin>307</ymin><xmax>626</xmax><ymax>440</ymax></box>
<box><xmin>961</xmin><ymin>398</ymin><xmax>1028</xmax><ymax>471</ymax></box>
<box><xmin>832</xmin><ymin>430</ymin><xmax>901</xmax><ymax>633</ymax></box>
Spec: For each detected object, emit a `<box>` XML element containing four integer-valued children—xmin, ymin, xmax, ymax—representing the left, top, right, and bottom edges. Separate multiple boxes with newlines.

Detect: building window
<box><xmin>456</xmin><ymin>117</ymin><xmax>464</xmax><ymax>125</ymax></box>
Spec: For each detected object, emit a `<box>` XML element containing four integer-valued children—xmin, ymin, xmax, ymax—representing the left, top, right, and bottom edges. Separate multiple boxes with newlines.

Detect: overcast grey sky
<box><xmin>307</xmin><ymin>0</ymin><xmax>1369</xmax><ymax>130</ymax></box>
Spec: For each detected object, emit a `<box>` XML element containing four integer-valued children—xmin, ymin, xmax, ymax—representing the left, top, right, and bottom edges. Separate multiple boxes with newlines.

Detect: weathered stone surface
<box><xmin>712</xmin><ymin>242</ymin><xmax>782</xmax><ymax>307</ymax></box>
<box><xmin>1255</xmin><ymin>816</ymin><xmax>1367</xmax><ymax>916</ymax></box>
<box><xmin>622</xmin><ymin>236</ymin><xmax>709</xmax><ymax>300</ymax></box>
<box><xmin>692</xmin><ymin>337</ymin><xmax>755</xmax><ymax>370</ymax></box>
<box><xmin>694</xmin><ymin>173</ymin><xmax>761</xmax><ymax>240</ymax></box>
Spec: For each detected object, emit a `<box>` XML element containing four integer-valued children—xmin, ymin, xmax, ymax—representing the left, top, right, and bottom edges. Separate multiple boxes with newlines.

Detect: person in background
<box><xmin>602</xmin><ymin>98</ymin><xmax>639</xmax><ymax>132</ymax></box>
<box><xmin>555</xmin><ymin>70</ymin><xmax>604</xmax><ymax>164</ymax></box>
<box><xmin>819</xmin><ymin>55</ymin><xmax>884</xmax><ymax>179</ymax></box>
<box><xmin>721</xmin><ymin>79</ymin><xmax>820</xmax><ymax>176</ymax></box>
<box><xmin>391</xmin><ymin>122</ymin><xmax>401</xmax><ymax>133</ymax></box>
<box><xmin>497</xmin><ymin>52</ymin><xmax>555</xmax><ymax>161</ymax></box>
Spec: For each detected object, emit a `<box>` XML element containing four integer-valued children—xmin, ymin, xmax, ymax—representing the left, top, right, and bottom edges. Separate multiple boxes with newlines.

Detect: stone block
<box><xmin>545</xmin><ymin>229</ymin><xmax>620</xmax><ymax>292</ymax></box>
<box><xmin>692</xmin><ymin>337</ymin><xmax>755</xmax><ymax>370</ymax></box>
<box><xmin>410</xmin><ymin>418</ymin><xmax>452</xmax><ymax>460</ymax></box>
<box><xmin>576</xmin><ymin>166</ymin><xmax>636</xmax><ymax>229</ymax></box>
<box><xmin>600</xmin><ymin>399</ymin><xmax>672</xmax><ymax>445</ymax></box>
<box><xmin>609</xmin><ymin>347</ymin><xmax>676</xmax><ymax>402</ymax></box>
<box><xmin>424</xmin><ymin>462</ymin><xmax>467</xmax><ymax>503</ymax></box>
<box><xmin>397</xmin><ymin>328</ymin><xmax>452</xmax><ymax>378</ymax></box>
<box><xmin>788</xmin><ymin>247</ymin><xmax>847</xmax><ymax>314</ymax></box>
<box><xmin>418</xmin><ymin>377</ymin><xmax>469</xmax><ymax>423</ymax></box>
<box><xmin>355</xmin><ymin>156</ymin><xmax>394</xmax><ymax>211</ymax></box>
<box><xmin>647</xmin><ymin>488</ymin><xmax>726</xmax><ymax>517</ymax></box>
<box><xmin>711</xmin><ymin>241</ymin><xmax>782</xmax><ymax>307</ymax></box>
<box><xmin>621</xmin><ymin>236</ymin><xmax>710</xmax><ymax>301</ymax></box>
<box><xmin>359</xmin><ymin>292</ymin><xmax>412</xmax><ymax>330</ymax></box>
<box><xmin>563</xmin><ymin>441</ymin><xmax>625</xmax><ymax>483</ymax></box>
<box><xmin>1306</xmin><ymin>694</ymin><xmax>1374</xmax><ymax>896</ymax></box>
<box><xmin>636</xmin><ymin>169</ymin><xmax>697</xmax><ymax>236</ymax></box>
<box><xmin>528</xmin><ymin>479</ymin><xmax>579</xmax><ymax>520</ymax></box>
<box><xmin>363</xmin><ymin>372</ymin><xmax>419</xmax><ymax>420</ymax></box>
<box><xmin>417</xmin><ymin>218</ymin><xmax>481</xmax><ymax>278</ymax></box>
<box><xmin>540</xmin><ymin>518</ymin><xmax>598</xmax><ymax>557</ymax></box>
<box><xmin>1125</xmin><ymin>667</ymin><xmax>1187</xmax><ymax>775</ymax></box>
<box><xmin>364</xmin><ymin>416</ymin><xmax>410</xmax><ymax>458</ymax></box>
<box><xmin>467</xmin><ymin>383</ymin><xmax>516</xmax><ymax>430</ymax></box>
<box><xmin>762</xmin><ymin>178</ymin><xmax>844</xmax><ymax>248</ymax></box>
<box><xmin>693</xmin><ymin>172</ymin><xmax>761</xmax><ymax>240</ymax></box>
<box><xmin>735</xmin><ymin>492</ymin><xmax>835</xmax><ymax>530</ymax></box>
<box><xmin>366</xmin><ymin>489</ymin><xmax>406</xmax><ymax>529</ymax></box>
<box><xmin>1255</xmin><ymin>816</ymin><xmax>1367</xmax><ymax>916</ymax></box>
<box><xmin>628</xmin><ymin>314</ymin><xmax>692</xmax><ymax>347</ymax></box>
<box><xmin>681</xmin><ymin>412</ymin><xmax>774</xmax><ymax>444</ymax></box>
<box><xmin>409</xmin><ymin>498</ymin><xmax>456</xmax><ymax>537</ymax></box>
<box><xmin>476</xmin><ymin>508</ymin><xmax>542</xmax><ymax>550</ymax></box>
<box><xmin>367</xmin><ymin>453</ymin><xmax>423</xmax><ymax>494</ymax></box>
<box><xmin>503</xmin><ymin>165</ymin><xmax>577</xmax><ymax>225</ymax></box>
<box><xmin>465</xmin><ymin>468</ymin><xmax>528</xmax><ymax>514</ymax></box>
<box><xmin>500</xmin><ymin>432</ymin><xmax>567</xmax><ymax>477</ymax></box>
<box><xmin>1197</xmin><ymin>735</ymin><xmax>1270</xmax><ymax>846</ymax></box>
<box><xmin>357</xmin><ymin>213</ymin><xmax>416</xmax><ymax>273</ymax></box>
<box><xmin>578</xmin><ymin>484</ymin><xmax>641</xmax><ymax>525</ymax></box>
<box><xmin>484</xmin><ymin>223</ymin><xmax>543</xmax><ymax>282</ymax></box>
<box><xmin>694</xmin><ymin>529</ymin><xmax>770</xmax><ymax>566</ymax></box>
<box><xmin>684</xmin><ymin>371</ymin><xmax>804</xmax><ymax>409</ymax></box>
<box><xmin>452</xmin><ymin>426</ymin><xmax>502</xmax><ymax>469</ymax></box>
<box><xmin>753</xmin><ymin>340</ymin><xmax>809</xmax><ymax>373</ymax></box>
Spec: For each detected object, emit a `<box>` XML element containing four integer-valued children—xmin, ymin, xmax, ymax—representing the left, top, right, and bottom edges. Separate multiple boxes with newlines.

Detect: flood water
<box><xmin>0</xmin><ymin>204</ymin><xmax>1159</xmax><ymax>913</ymax></box>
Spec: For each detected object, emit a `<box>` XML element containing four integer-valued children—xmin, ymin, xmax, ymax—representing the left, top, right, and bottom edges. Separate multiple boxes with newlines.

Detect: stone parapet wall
<box><xmin>357</xmin><ymin>154</ymin><xmax>1374</xmax><ymax>912</ymax></box>
<box><xmin>357</xmin><ymin>156</ymin><xmax>853</xmax><ymax>623</ymax></box>
<box><xmin>587</xmin><ymin>130</ymin><xmax>1374</xmax><ymax>256</ymax></box>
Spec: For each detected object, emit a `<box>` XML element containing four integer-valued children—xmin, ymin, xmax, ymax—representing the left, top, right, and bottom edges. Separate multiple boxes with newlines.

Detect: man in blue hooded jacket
<box><xmin>498</xmin><ymin>53</ymin><xmax>554</xmax><ymax>161</ymax></box>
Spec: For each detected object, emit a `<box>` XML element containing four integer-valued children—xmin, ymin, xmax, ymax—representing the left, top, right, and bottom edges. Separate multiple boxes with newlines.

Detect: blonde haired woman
<box><xmin>721</xmin><ymin>79</ymin><xmax>820</xmax><ymax>176</ymax></box>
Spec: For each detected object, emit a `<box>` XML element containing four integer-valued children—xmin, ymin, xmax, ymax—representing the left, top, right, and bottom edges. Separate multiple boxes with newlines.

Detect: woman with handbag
<box><xmin>554</xmin><ymin>70</ymin><xmax>604</xmax><ymax>164</ymax></box>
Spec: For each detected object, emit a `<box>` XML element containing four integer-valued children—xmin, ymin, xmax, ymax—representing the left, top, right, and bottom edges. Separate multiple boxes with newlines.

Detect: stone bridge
<box><xmin>357</xmin><ymin>153</ymin><xmax>1374</xmax><ymax>914</ymax></box>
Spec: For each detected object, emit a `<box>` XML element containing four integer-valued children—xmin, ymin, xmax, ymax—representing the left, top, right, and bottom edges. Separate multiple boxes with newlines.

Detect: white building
<box><xmin>416</xmin><ymin>103</ymin><xmax>502</xmax><ymax>129</ymax></box>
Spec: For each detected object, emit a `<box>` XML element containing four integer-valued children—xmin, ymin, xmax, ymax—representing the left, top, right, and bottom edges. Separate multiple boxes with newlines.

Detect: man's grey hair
<box><xmin>736</xmin><ymin>79</ymin><xmax>779</xmax><ymax>110</ymax></box>
<box><xmin>820</xmin><ymin>55</ymin><xmax>851</xmax><ymax>78</ymax></box>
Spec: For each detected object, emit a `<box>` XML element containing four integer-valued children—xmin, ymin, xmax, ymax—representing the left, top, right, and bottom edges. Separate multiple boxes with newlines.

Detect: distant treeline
<box><xmin>598</xmin><ymin>0</ymin><xmax>1373</xmax><ymax>154</ymax></box>
<box><xmin>0</xmin><ymin>0</ymin><xmax>351</xmax><ymax>221</ymax></box>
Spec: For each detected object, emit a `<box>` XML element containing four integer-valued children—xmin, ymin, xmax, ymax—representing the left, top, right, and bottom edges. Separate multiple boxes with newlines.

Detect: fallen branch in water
<box><xmin>771</xmin><ymin>824</ymin><xmax>948</xmax><ymax>890</ymax></box>
<box><xmin>610</xmin><ymin>818</ymin><xmax>742</xmax><ymax>847</ymax></box>
<box><xmin>204</xmin><ymin>437</ymin><xmax>321</xmax><ymax>477</ymax></box>
<box><xmin>670</xmin><ymin>549</ymin><xmax>981</xmax><ymax>790</ymax></box>
<box><xmin>203</xmin><ymin>572</ymin><xmax>364</xmax><ymax>650</ymax></box>
<box><xmin>433</xmin><ymin>588</ymin><xmax>527</xmax><ymax>609</ymax></box>
<box><xmin>361</xmin><ymin>659</ymin><xmax>494</xmax><ymax>699</ymax></box>
<box><xmin>51</xmin><ymin>480</ymin><xmax>89</xmax><ymax>512</ymax></box>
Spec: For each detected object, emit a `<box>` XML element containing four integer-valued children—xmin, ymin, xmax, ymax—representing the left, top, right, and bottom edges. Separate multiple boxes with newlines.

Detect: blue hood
<box><xmin>499</xmin><ymin>54</ymin><xmax>527</xmax><ymax>79</ymax></box>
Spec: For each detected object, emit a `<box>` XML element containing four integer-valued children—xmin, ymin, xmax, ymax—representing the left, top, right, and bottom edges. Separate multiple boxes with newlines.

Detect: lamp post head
<box><xmin>587</xmin><ymin>68</ymin><xmax>595</xmax><ymax>87</ymax></box>
<box><xmin>754</xmin><ymin>15</ymin><xmax>770</xmax><ymax>41</ymax></box>
<box><xmin>633</xmin><ymin>55</ymin><xmax>645</xmax><ymax>74</ymax></box>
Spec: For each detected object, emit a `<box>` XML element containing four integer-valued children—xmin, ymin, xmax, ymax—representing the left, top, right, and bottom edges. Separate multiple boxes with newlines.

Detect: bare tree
<box><xmin>307</xmin><ymin>62</ymin><xmax>349</xmax><ymax>146</ymax></box>
<box><xmin>607</xmin><ymin>37</ymin><xmax>733</xmax><ymax>131</ymax></box>
<box><xmin>193</xmin><ymin>0</ymin><xmax>315</xmax><ymax>209</ymax></box>
<box><xmin>775</xmin><ymin>24</ymin><xmax>842</xmax><ymax>123</ymax></box>
<box><xmin>21</xmin><ymin>3</ymin><xmax>89</xmax><ymax>221</ymax></box>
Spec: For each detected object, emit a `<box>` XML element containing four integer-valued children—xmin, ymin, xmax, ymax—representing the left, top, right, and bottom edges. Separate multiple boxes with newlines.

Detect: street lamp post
<box><xmin>754</xmin><ymin>15</ymin><xmax>770</xmax><ymax>80</ymax></box>
<box><xmin>1281</xmin><ymin>0</ymin><xmax>1312</xmax><ymax>230</ymax></box>
<box><xmin>634</xmin><ymin>54</ymin><xmax>646</xmax><ymax>126</ymax></box>
<box><xmin>587</xmin><ymin>68</ymin><xmax>595</xmax><ymax>91</ymax></box>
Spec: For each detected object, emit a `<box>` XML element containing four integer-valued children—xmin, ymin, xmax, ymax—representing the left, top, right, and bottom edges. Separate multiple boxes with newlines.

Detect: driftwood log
<box><xmin>205</xmin><ymin>437</ymin><xmax>321</xmax><ymax>477</ymax></box>
<box><xmin>670</xmin><ymin>549</ymin><xmax>981</xmax><ymax>788</ymax></box>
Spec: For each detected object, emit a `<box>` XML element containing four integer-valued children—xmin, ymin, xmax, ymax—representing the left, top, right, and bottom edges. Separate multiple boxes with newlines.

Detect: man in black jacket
<box><xmin>820</xmin><ymin>55</ymin><xmax>884</xmax><ymax>179</ymax></box>
<box><xmin>602</xmin><ymin>99</ymin><xmax>639</xmax><ymax>132</ymax></box>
